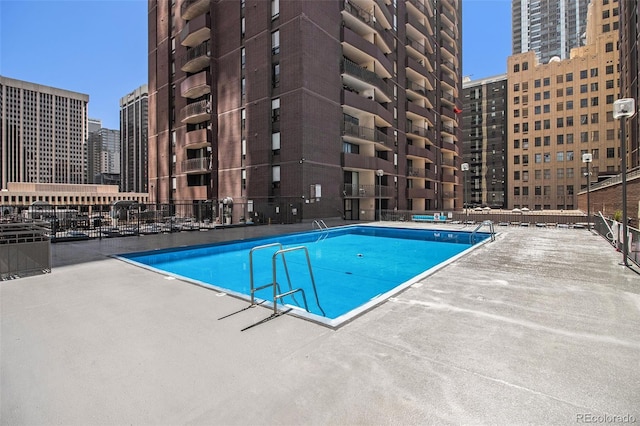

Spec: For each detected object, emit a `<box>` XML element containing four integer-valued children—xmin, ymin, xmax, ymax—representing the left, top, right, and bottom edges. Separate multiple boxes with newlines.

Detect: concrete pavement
<box><xmin>1</xmin><ymin>222</ymin><xmax>638</xmax><ymax>425</ymax></box>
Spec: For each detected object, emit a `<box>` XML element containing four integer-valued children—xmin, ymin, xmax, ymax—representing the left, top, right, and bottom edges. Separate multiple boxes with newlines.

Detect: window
<box><xmin>580</xmin><ymin>131</ymin><xmax>588</xmax><ymax>142</ymax></box>
<box><xmin>591</xmin><ymin>131</ymin><xmax>599</xmax><ymax>142</ymax></box>
<box><xmin>241</xmin><ymin>47</ymin><xmax>246</xmax><ymax>69</ymax></box>
<box><xmin>606</xmin><ymin>80</ymin><xmax>614</xmax><ymax>89</ymax></box>
<box><xmin>535</xmin><ymin>153</ymin><xmax>542</xmax><ymax>163</ymax></box>
<box><xmin>556</xmin><ymin>75</ymin><xmax>563</xmax><ymax>84</ymax></box>
<box><xmin>544</xmin><ymin>153</ymin><xmax>551</xmax><ymax>163</ymax></box>
<box><xmin>606</xmin><ymin>65</ymin><xmax>614</xmax><ymax>75</ymax></box>
<box><xmin>534</xmin><ymin>137</ymin><xmax>541</xmax><ymax>147</ymax></box>
<box><xmin>271</xmin><ymin>0</ymin><xmax>279</xmax><ymax>18</ymax></box>
<box><xmin>522</xmin><ymin>139</ymin><xmax>529</xmax><ymax>149</ymax></box>
<box><xmin>557</xmin><ymin>102</ymin><xmax>564</xmax><ymax>111</ymax></box>
<box><xmin>543</xmin><ymin>91</ymin><xmax>550</xmax><ymax>99</ymax></box>
<box><xmin>543</xmin><ymin>119</ymin><xmax>550</xmax><ymax>130</ymax></box>
<box><xmin>557</xmin><ymin>169</ymin><xmax>564</xmax><ymax>179</ymax></box>
<box><xmin>514</xmin><ymin>109</ymin><xmax>520</xmax><ymax>117</ymax></box>
<box><xmin>535</xmin><ymin>169</ymin><xmax>542</xmax><ymax>180</ymax></box>
<box><xmin>590</xmin><ymin>68</ymin><xmax>598</xmax><ymax>77</ymax></box>
<box><xmin>514</xmin><ymin>123</ymin><xmax>520</xmax><ymax>133</ymax></box>
<box><xmin>514</xmin><ymin>83</ymin><xmax>520</xmax><ymax>91</ymax></box>
<box><xmin>523</xmin><ymin>171</ymin><xmax>529</xmax><ymax>181</ymax></box>
<box><xmin>535</xmin><ymin>186</ymin><xmax>542</xmax><ymax>196</ymax></box>
<box><xmin>534</xmin><ymin>79</ymin><xmax>541</xmax><ymax>88</ymax></box>
<box><xmin>514</xmin><ymin>96</ymin><xmax>520</xmax><ymax>105</ymax></box>
<box><xmin>580</xmin><ymin>70</ymin><xmax>587</xmax><ymax>79</ymax></box>
<box><xmin>522</xmin><ymin>95</ymin><xmax>528</xmax><ymax>104</ymax></box>
<box><xmin>557</xmin><ymin>134</ymin><xmax>564</xmax><ymax>145</ymax></box>
<box><xmin>522</xmin><ymin>62</ymin><xmax>528</xmax><ymax>70</ymax></box>
<box><xmin>557</xmin><ymin>117</ymin><xmax>564</xmax><ymax>128</ymax></box>
<box><xmin>591</xmin><ymin>97</ymin><xmax>598</xmax><ymax>107</ymax></box>
<box><xmin>272</xmin><ymin>30</ymin><xmax>280</xmax><ymax>54</ymax></box>
<box><xmin>543</xmin><ymin>77</ymin><xmax>550</xmax><ymax>86</ymax></box>
<box><xmin>557</xmin><ymin>152</ymin><xmax>564</xmax><ymax>162</ymax></box>
<box><xmin>557</xmin><ymin>88</ymin><xmax>564</xmax><ymax>97</ymax></box>
<box><xmin>606</xmin><ymin>94</ymin><xmax>614</xmax><ymax>104</ymax></box>
<box><xmin>513</xmin><ymin>63</ymin><xmax>520</xmax><ymax>72</ymax></box>
<box><xmin>272</xmin><ymin>165</ymin><xmax>281</xmax><ymax>186</ymax></box>
<box><xmin>535</xmin><ymin>120</ymin><xmax>541</xmax><ymax>130</ymax></box>
<box><xmin>523</xmin><ymin>154</ymin><xmax>529</xmax><ymax>165</ymax></box>
<box><xmin>580</xmin><ymin>84</ymin><xmax>588</xmax><ymax>94</ymax></box>
<box><xmin>543</xmin><ymin>104</ymin><xmax>550</xmax><ymax>113</ymax></box>
<box><xmin>514</xmin><ymin>171</ymin><xmax>520</xmax><ymax>180</ymax></box>
<box><xmin>522</xmin><ymin>82</ymin><xmax>528</xmax><ymax>91</ymax></box>
<box><xmin>272</xmin><ymin>132</ymin><xmax>281</xmax><ymax>153</ymax></box>
<box><xmin>514</xmin><ymin>187</ymin><xmax>520</xmax><ymax>196</ymax></box>
<box><xmin>603</xmin><ymin>9</ymin><xmax>610</xmax><ymax>19</ymax></box>
<box><xmin>567</xmin><ymin>151</ymin><xmax>574</xmax><ymax>161</ymax></box>
<box><xmin>606</xmin><ymin>42</ymin><xmax>613</xmax><ymax>52</ymax></box>
<box><xmin>566</xmin><ymin>100</ymin><xmax>573</xmax><ymax>110</ymax></box>
<box><xmin>567</xmin><ymin>133</ymin><xmax>574</xmax><ymax>144</ymax></box>
<box><xmin>591</xmin><ymin>113</ymin><xmax>598</xmax><ymax>124</ymax></box>
<box><xmin>591</xmin><ymin>82</ymin><xmax>598</xmax><ymax>92</ymax></box>
<box><xmin>272</xmin><ymin>63</ymin><xmax>280</xmax><ymax>88</ymax></box>
<box><xmin>566</xmin><ymin>87</ymin><xmax>573</xmax><ymax>96</ymax></box>
<box><xmin>523</xmin><ymin>122</ymin><xmax>529</xmax><ymax>132</ymax></box>
<box><xmin>544</xmin><ymin>169</ymin><xmax>551</xmax><ymax>180</ymax></box>
<box><xmin>566</xmin><ymin>72</ymin><xmax>573</xmax><ymax>82</ymax></box>
<box><xmin>606</xmin><ymin>129</ymin><xmax>615</xmax><ymax>140</ymax></box>
<box><xmin>241</xmin><ymin>76</ymin><xmax>246</xmax><ymax>100</ymax></box>
<box><xmin>580</xmin><ymin>98</ymin><xmax>588</xmax><ymax>108</ymax></box>
<box><xmin>271</xmin><ymin>98</ymin><xmax>280</xmax><ymax>122</ymax></box>
<box><xmin>603</xmin><ymin>23</ymin><xmax>610</xmax><ymax>32</ymax></box>
<box><xmin>544</xmin><ymin>136</ymin><xmax>550</xmax><ymax>146</ymax></box>
<box><xmin>607</xmin><ymin>147</ymin><xmax>615</xmax><ymax>158</ymax></box>
<box><xmin>523</xmin><ymin>186</ymin><xmax>529</xmax><ymax>196</ymax></box>
<box><xmin>535</xmin><ymin>106</ymin><xmax>541</xmax><ymax>115</ymax></box>
<box><xmin>514</xmin><ymin>139</ymin><xmax>520</xmax><ymax>149</ymax></box>
<box><xmin>514</xmin><ymin>155</ymin><xmax>520</xmax><ymax>165</ymax></box>
<box><xmin>534</xmin><ymin>93</ymin><xmax>541</xmax><ymax>101</ymax></box>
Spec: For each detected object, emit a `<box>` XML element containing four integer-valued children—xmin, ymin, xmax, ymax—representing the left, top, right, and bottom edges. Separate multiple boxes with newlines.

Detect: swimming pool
<box><xmin>117</xmin><ymin>225</ymin><xmax>492</xmax><ymax>327</ymax></box>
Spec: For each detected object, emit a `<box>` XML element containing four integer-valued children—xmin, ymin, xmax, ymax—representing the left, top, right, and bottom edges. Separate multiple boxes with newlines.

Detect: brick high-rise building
<box><xmin>0</xmin><ymin>76</ymin><xmax>89</xmax><ymax>188</ymax></box>
<box><xmin>507</xmin><ymin>0</ymin><xmax>621</xmax><ymax>210</ymax></box>
<box><xmin>148</xmin><ymin>0</ymin><xmax>462</xmax><ymax>222</ymax></box>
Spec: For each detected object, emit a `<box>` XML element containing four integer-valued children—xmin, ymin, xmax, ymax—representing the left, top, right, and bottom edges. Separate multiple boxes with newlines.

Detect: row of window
<box><xmin>514</xmin><ymin>147</ymin><xmax>617</xmax><ymax>166</ymax></box>
<box><xmin>513</xmin><ymin>185</ymin><xmax>574</xmax><ymax>196</ymax></box>
<box><xmin>514</xmin><ymin>129</ymin><xmax>618</xmax><ymax>149</ymax></box>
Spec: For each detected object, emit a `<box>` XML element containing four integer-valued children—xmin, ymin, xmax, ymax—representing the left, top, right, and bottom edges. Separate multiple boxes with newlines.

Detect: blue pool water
<box><xmin>118</xmin><ymin>225</ymin><xmax>490</xmax><ymax>325</ymax></box>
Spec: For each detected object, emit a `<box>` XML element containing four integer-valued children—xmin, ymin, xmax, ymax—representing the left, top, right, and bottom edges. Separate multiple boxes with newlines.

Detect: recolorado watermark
<box><xmin>577</xmin><ymin>413</ymin><xmax>637</xmax><ymax>423</ymax></box>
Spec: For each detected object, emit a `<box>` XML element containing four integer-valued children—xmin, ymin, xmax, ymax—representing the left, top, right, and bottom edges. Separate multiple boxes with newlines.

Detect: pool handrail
<box><xmin>272</xmin><ymin>246</ymin><xmax>326</xmax><ymax>317</ymax></box>
<box><xmin>249</xmin><ymin>242</ymin><xmax>295</xmax><ymax>306</ymax></box>
<box><xmin>470</xmin><ymin>220</ymin><xmax>495</xmax><ymax>244</ymax></box>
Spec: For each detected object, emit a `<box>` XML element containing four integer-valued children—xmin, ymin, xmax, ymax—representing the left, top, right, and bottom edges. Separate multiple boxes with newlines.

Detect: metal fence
<box><xmin>593</xmin><ymin>214</ymin><xmax>640</xmax><ymax>267</ymax></box>
<box><xmin>0</xmin><ymin>222</ymin><xmax>51</xmax><ymax>279</ymax></box>
<box><xmin>382</xmin><ymin>209</ymin><xmax>589</xmax><ymax>226</ymax></box>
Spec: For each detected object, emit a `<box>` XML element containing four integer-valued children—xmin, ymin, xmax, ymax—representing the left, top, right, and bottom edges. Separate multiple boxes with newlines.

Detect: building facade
<box><xmin>148</xmin><ymin>0</ymin><xmax>462</xmax><ymax>222</ymax></box>
<box><xmin>512</xmin><ymin>0</ymin><xmax>590</xmax><ymax>64</ymax></box>
<box><xmin>461</xmin><ymin>75</ymin><xmax>508</xmax><ymax>209</ymax></box>
<box><xmin>88</xmin><ymin>127</ymin><xmax>120</xmax><ymax>184</ymax></box>
<box><xmin>0</xmin><ymin>76</ymin><xmax>89</xmax><ymax>188</ymax></box>
<box><xmin>120</xmin><ymin>85</ymin><xmax>148</xmax><ymax>194</ymax></box>
<box><xmin>619</xmin><ymin>0</ymin><xmax>639</xmax><ymax>168</ymax></box>
<box><xmin>507</xmin><ymin>0</ymin><xmax>621</xmax><ymax>210</ymax></box>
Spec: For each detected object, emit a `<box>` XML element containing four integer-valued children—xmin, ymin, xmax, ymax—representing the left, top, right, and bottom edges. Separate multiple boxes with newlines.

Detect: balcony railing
<box><xmin>342</xmin><ymin>0</ymin><xmax>393</xmax><ymax>50</ymax></box>
<box><xmin>440</xmin><ymin>26</ymin><xmax>456</xmax><ymax>40</ymax></box>
<box><xmin>180</xmin><ymin>40</ymin><xmax>211</xmax><ymax>73</ymax></box>
<box><xmin>180</xmin><ymin>13</ymin><xmax>211</xmax><ymax>47</ymax></box>
<box><xmin>406</xmin><ymin>36</ymin><xmax>433</xmax><ymax>58</ymax></box>
<box><xmin>180</xmin><ymin>99</ymin><xmax>210</xmax><ymax>124</ymax></box>
<box><xmin>181</xmin><ymin>0</ymin><xmax>209</xmax><ymax>21</ymax></box>
<box><xmin>341</xmin><ymin>58</ymin><xmax>392</xmax><ymax>99</ymax></box>
<box><xmin>342</xmin><ymin>183</ymin><xmax>394</xmax><ymax>198</ymax></box>
<box><xmin>342</xmin><ymin>121</ymin><xmax>391</xmax><ymax>146</ymax></box>
<box><xmin>441</xmin><ymin>122</ymin><xmax>455</xmax><ymax>134</ymax></box>
<box><xmin>406</xmin><ymin>79</ymin><xmax>429</xmax><ymax>98</ymax></box>
<box><xmin>407</xmin><ymin>0</ymin><xmax>432</xmax><ymax>18</ymax></box>
<box><xmin>181</xmin><ymin>157</ymin><xmax>211</xmax><ymax>174</ymax></box>
<box><xmin>407</xmin><ymin>144</ymin><xmax>436</xmax><ymax>162</ymax></box>
<box><xmin>407</xmin><ymin>187</ymin><xmax>436</xmax><ymax>199</ymax></box>
<box><xmin>407</xmin><ymin>166</ymin><xmax>436</xmax><ymax>180</ymax></box>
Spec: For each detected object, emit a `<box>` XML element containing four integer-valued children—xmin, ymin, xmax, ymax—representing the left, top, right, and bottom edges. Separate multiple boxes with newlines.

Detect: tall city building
<box><xmin>120</xmin><ymin>85</ymin><xmax>148</xmax><ymax>194</ymax></box>
<box><xmin>512</xmin><ymin>0</ymin><xmax>590</xmax><ymax>64</ymax></box>
<box><xmin>88</xmin><ymin>126</ymin><xmax>120</xmax><ymax>184</ymax></box>
<box><xmin>461</xmin><ymin>75</ymin><xmax>507</xmax><ymax>209</ymax></box>
<box><xmin>507</xmin><ymin>0</ymin><xmax>621</xmax><ymax>210</ymax></box>
<box><xmin>619</xmin><ymin>0</ymin><xmax>639</xmax><ymax>168</ymax></box>
<box><xmin>148</xmin><ymin>0</ymin><xmax>463</xmax><ymax>221</ymax></box>
<box><xmin>0</xmin><ymin>76</ymin><xmax>89</xmax><ymax>188</ymax></box>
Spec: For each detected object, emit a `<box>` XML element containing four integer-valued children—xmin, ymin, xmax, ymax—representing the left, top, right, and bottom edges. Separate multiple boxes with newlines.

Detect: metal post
<box><xmin>376</xmin><ymin>169</ymin><xmax>383</xmax><ymax>222</ymax></box>
<box><xmin>621</xmin><ymin>116</ymin><xmax>629</xmax><ymax>266</ymax></box>
<box><xmin>586</xmin><ymin>169</ymin><xmax>591</xmax><ymax>232</ymax></box>
<box><xmin>461</xmin><ymin>163</ymin><xmax>469</xmax><ymax>216</ymax></box>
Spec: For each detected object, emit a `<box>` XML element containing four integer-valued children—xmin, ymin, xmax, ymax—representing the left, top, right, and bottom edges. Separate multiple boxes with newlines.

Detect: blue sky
<box><xmin>0</xmin><ymin>0</ymin><xmax>511</xmax><ymax>130</ymax></box>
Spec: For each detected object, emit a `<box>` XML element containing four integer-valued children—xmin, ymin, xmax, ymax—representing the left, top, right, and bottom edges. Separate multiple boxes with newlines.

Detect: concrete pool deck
<box><xmin>1</xmin><ymin>221</ymin><xmax>639</xmax><ymax>425</ymax></box>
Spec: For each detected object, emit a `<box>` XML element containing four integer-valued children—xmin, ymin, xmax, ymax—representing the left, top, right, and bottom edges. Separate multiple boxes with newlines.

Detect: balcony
<box><xmin>181</xmin><ymin>0</ymin><xmax>209</xmax><ymax>21</ymax></box>
<box><xmin>441</xmin><ymin>173</ymin><xmax>458</xmax><ymax>184</ymax></box>
<box><xmin>407</xmin><ymin>13</ymin><xmax>433</xmax><ymax>41</ymax></box>
<box><xmin>440</xmin><ymin>5</ymin><xmax>456</xmax><ymax>27</ymax></box>
<box><xmin>441</xmin><ymin>90</ymin><xmax>456</xmax><ymax>105</ymax></box>
<box><xmin>342</xmin><ymin>121</ymin><xmax>392</xmax><ymax>147</ymax></box>
<box><xmin>341</xmin><ymin>90</ymin><xmax>393</xmax><ymax>127</ymax></box>
<box><xmin>440</xmin><ymin>25</ymin><xmax>456</xmax><ymax>42</ymax></box>
<box><xmin>440</xmin><ymin>71</ymin><xmax>457</xmax><ymax>90</ymax></box>
<box><xmin>407</xmin><ymin>143</ymin><xmax>436</xmax><ymax>163</ymax></box>
<box><xmin>406</xmin><ymin>100</ymin><xmax>436</xmax><ymax>126</ymax></box>
<box><xmin>407</xmin><ymin>0</ymin><xmax>433</xmax><ymax>20</ymax></box>
<box><xmin>180</xmin><ymin>99</ymin><xmax>210</xmax><ymax>124</ymax></box>
<box><xmin>441</xmin><ymin>122</ymin><xmax>456</xmax><ymax>135</ymax></box>
<box><xmin>406</xmin><ymin>124</ymin><xmax>435</xmax><ymax>144</ymax></box>
<box><xmin>184</xmin><ymin>128</ymin><xmax>211</xmax><ymax>149</ymax></box>
<box><xmin>406</xmin><ymin>36</ymin><xmax>434</xmax><ymax>60</ymax></box>
<box><xmin>441</xmin><ymin>156</ymin><xmax>457</xmax><ymax>168</ymax></box>
<box><xmin>441</xmin><ymin>106</ymin><xmax>457</xmax><ymax>121</ymax></box>
<box><xmin>342</xmin><ymin>183</ymin><xmax>394</xmax><ymax>198</ymax></box>
<box><xmin>181</xmin><ymin>157</ymin><xmax>211</xmax><ymax>174</ymax></box>
<box><xmin>406</xmin><ymin>80</ymin><xmax>432</xmax><ymax>105</ymax></box>
<box><xmin>180</xmin><ymin>13</ymin><xmax>210</xmax><ymax>47</ymax></box>
<box><xmin>408</xmin><ymin>166</ymin><xmax>436</xmax><ymax>180</ymax></box>
<box><xmin>341</xmin><ymin>26</ymin><xmax>393</xmax><ymax>78</ymax></box>
<box><xmin>341</xmin><ymin>0</ymin><xmax>393</xmax><ymax>53</ymax></box>
<box><xmin>442</xmin><ymin>191</ymin><xmax>458</xmax><ymax>199</ymax></box>
<box><xmin>405</xmin><ymin>56</ymin><xmax>435</xmax><ymax>86</ymax></box>
<box><xmin>180</xmin><ymin>40</ymin><xmax>210</xmax><ymax>73</ymax></box>
<box><xmin>441</xmin><ymin>140</ymin><xmax>459</xmax><ymax>155</ymax></box>
<box><xmin>407</xmin><ymin>187</ymin><xmax>436</xmax><ymax>199</ymax></box>
<box><xmin>180</xmin><ymin>71</ymin><xmax>211</xmax><ymax>99</ymax></box>
<box><xmin>341</xmin><ymin>153</ymin><xmax>395</xmax><ymax>174</ymax></box>
<box><xmin>341</xmin><ymin>57</ymin><xmax>392</xmax><ymax>101</ymax></box>
<box><xmin>440</xmin><ymin>39</ymin><xmax>457</xmax><ymax>58</ymax></box>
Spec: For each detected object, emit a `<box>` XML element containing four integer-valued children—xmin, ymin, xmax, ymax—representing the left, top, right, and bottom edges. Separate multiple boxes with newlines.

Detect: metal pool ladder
<box><xmin>312</xmin><ymin>219</ymin><xmax>329</xmax><ymax>241</ymax></box>
<box><xmin>470</xmin><ymin>220</ymin><xmax>496</xmax><ymax>244</ymax></box>
<box><xmin>248</xmin><ymin>243</ymin><xmax>326</xmax><ymax>317</ymax></box>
